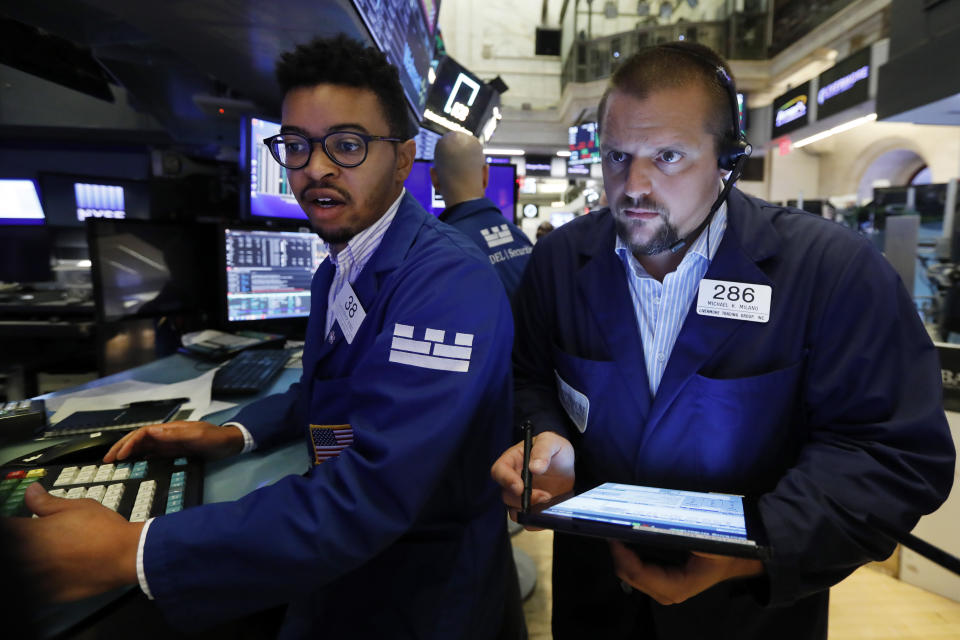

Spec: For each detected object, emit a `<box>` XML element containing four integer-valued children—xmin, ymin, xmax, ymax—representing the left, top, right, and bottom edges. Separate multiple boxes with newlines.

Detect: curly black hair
<box><xmin>275</xmin><ymin>34</ymin><xmax>415</xmax><ymax>140</ymax></box>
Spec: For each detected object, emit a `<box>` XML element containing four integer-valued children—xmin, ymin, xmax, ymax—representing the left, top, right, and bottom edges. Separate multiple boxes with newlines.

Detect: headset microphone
<box><xmin>664</xmin><ymin>46</ymin><xmax>752</xmax><ymax>254</ymax></box>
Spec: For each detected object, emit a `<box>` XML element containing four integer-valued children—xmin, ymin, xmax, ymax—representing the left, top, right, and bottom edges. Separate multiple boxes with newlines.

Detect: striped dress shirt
<box><xmin>324</xmin><ymin>189</ymin><xmax>405</xmax><ymax>336</ymax></box>
<box><xmin>615</xmin><ymin>202</ymin><xmax>728</xmax><ymax>397</ymax></box>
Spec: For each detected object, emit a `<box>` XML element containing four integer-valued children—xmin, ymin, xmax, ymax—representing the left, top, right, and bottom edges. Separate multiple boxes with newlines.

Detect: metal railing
<box><xmin>561</xmin><ymin>12</ymin><xmax>769</xmax><ymax>90</ymax></box>
<box><xmin>560</xmin><ymin>0</ymin><xmax>859</xmax><ymax>90</ymax></box>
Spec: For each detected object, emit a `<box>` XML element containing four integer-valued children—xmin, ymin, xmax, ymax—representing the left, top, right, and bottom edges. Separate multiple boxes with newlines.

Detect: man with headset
<box><xmin>491</xmin><ymin>42</ymin><xmax>954</xmax><ymax>639</ymax></box>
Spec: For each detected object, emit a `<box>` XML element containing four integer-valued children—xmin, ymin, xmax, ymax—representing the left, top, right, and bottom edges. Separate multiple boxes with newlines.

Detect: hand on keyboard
<box><xmin>103</xmin><ymin>420</ymin><xmax>245</xmax><ymax>463</ymax></box>
<box><xmin>10</xmin><ymin>482</ymin><xmax>143</xmax><ymax>601</ymax></box>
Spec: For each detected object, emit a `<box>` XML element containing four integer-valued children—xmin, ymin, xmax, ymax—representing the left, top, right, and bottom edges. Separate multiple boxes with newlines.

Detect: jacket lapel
<box><xmin>578</xmin><ymin>212</ymin><xmax>652</xmax><ymax>421</ymax></box>
<box><xmin>302</xmin><ymin>259</ymin><xmax>336</xmax><ymax>379</ymax></box>
<box><xmin>304</xmin><ymin>191</ymin><xmax>424</xmax><ymax>373</ymax></box>
<box><xmin>643</xmin><ymin>191</ymin><xmax>781</xmax><ymax>437</ymax></box>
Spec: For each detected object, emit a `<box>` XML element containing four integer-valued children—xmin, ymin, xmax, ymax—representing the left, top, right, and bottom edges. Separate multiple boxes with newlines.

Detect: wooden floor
<box><xmin>512</xmin><ymin>530</ymin><xmax>960</xmax><ymax>639</ymax></box>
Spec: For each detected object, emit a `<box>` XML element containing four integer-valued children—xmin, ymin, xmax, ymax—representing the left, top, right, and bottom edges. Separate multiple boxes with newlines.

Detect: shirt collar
<box><xmin>326</xmin><ymin>188</ymin><xmax>405</xmax><ymax>269</ymax></box>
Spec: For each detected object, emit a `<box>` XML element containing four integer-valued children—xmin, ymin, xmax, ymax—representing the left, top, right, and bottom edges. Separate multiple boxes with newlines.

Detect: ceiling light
<box><xmin>792</xmin><ymin>113</ymin><xmax>877</xmax><ymax>148</ymax></box>
<box><xmin>483</xmin><ymin>147</ymin><xmax>525</xmax><ymax>156</ymax></box>
<box><xmin>556</xmin><ymin>150</ymin><xmax>572</xmax><ymax>157</ymax></box>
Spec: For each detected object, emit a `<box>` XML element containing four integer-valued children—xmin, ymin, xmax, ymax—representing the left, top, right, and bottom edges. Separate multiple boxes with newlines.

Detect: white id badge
<box><xmin>333</xmin><ymin>282</ymin><xmax>366</xmax><ymax>344</ymax></box>
<box><xmin>696</xmin><ymin>278</ymin><xmax>772</xmax><ymax>323</ymax></box>
<box><xmin>555</xmin><ymin>371</ymin><xmax>590</xmax><ymax>433</ymax></box>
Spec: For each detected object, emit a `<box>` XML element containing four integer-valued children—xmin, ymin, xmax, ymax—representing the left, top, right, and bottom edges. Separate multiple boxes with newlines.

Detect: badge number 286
<box><xmin>696</xmin><ymin>278</ymin><xmax>771</xmax><ymax>323</ymax></box>
<box><xmin>712</xmin><ymin>283</ymin><xmax>755</xmax><ymax>303</ymax></box>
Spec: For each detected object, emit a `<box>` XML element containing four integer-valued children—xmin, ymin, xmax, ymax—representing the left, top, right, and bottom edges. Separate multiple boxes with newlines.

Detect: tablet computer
<box><xmin>517</xmin><ymin>482</ymin><xmax>770</xmax><ymax>560</ymax></box>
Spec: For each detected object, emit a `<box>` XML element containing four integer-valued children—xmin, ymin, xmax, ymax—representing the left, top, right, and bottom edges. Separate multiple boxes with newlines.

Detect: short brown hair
<box><xmin>597</xmin><ymin>42</ymin><xmax>735</xmax><ymax>156</ymax></box>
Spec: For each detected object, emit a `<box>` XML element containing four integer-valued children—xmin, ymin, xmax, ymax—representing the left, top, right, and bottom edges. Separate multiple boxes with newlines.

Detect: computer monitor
<box><xmin>404</xmin><ymin>160</ymin><xmax>517</xmax><ymax>221</ymax></box>
<box><xmin>87</xmin><ymin>219</ymin><xmax>217</xmax><ymax>323</ymax></box>
<box><xmin>0</xmin><ymin>179</ymin><xmax>46</xmax><ymax>225</ymax></box>
<box><xmin>38</xmin><ymin>173</ymin><xmax>150</xmax><ymax>227</ymax></box>
<box><xmin>567</xmin><ymin>122</ymin><xmax>601</xmax><ymax>166</ymax></box>
<box><xmin>242</xmin><ymin>117</ymin><xmax>307</xmax><ymax>221</ymax></box>
<box><xmin>221</xmin><ymin>225</ymin><xmax>327</xmax><ymax>335</ymax></box>
<box><xmin>0</xmin><ymin>225</ymin><xmax>53</xmax><ymax>283</ymax></box>
<box><xmin>352</xmin><ymin>0</ymin><xmax>437</xmax><ymax>120</ymax></box>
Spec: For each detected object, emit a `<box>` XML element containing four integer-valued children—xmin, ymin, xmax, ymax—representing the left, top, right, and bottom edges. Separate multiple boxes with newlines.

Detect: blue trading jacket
<box><xmin>144</xmin><ymin>192</ymin><xmax>516</xmax><ymax>639</ymax></box>
<box><xmin>514</xmin><ymin>188</ymin><xmax>956</xmax><ymax>639</ymax></box>
<box><xmin>439</xmin><ymin>197</ymin><xmax>532</xmax><ymax>302</ymax></box>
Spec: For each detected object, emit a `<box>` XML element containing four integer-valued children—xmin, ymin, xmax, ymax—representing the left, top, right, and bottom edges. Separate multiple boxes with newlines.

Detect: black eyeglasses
<box><xmin>263</xmin><ymin>131</ymin><xmax>404</xmax><ymax>169</ymax></box>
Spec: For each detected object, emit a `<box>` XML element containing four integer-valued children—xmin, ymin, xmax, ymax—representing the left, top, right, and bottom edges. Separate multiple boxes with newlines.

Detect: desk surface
<box><xmin>1</xmin><ymin>351</ymin><xmax>310</xmax><ymax>638</ymax></box>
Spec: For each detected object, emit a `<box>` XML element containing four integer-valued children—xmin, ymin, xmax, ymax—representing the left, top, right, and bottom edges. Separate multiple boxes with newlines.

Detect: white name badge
<box><xmin>555</xmin><ymin>371</ymin><xmax>590</xmax><ymax>433</ymax></box>
<box><xmin>696</xmin><ymin>278</ymin><xmax>772</xmax><ymax>323</ymax></box>
<box><xmin>333</xmin><ymin>282</ymin><xmax>366</xmax><ymax>344</ymax></box>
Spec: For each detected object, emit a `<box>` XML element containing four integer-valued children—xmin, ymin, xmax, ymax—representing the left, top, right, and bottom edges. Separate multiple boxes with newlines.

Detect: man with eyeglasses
<box><xmin>13</xmin><ymin>35</ymin><xmax>525</xmax><ymax>639</ymax></box>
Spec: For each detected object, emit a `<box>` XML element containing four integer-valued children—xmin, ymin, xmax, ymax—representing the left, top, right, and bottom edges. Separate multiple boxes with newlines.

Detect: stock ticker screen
<box><xmin>224</xmin><ymin>227</ymin><xmax>327</xmax><ymax>322</ymax></box>
<box><xmin>351</xmin><ymin>0</ymin><xmax>438</xmax><ymax>118</ymax></box>
<box><xmin>568</xmin><ymin>122</ymin><xmax>601</xmax><ymax>165</ymax></box>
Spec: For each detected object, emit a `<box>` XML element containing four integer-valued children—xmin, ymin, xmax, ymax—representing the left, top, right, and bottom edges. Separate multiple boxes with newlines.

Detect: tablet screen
<box><xmin>542</xmin><ymin>482</ymin><xmax>757</xmax><ymax>547</ymax></box>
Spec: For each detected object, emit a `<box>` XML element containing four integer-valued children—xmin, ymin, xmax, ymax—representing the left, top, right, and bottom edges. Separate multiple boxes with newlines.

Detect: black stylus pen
<box><xmin>521</xmin><ymin>420</ymin><xmax>533</xmax><ymax>513</ymax></box>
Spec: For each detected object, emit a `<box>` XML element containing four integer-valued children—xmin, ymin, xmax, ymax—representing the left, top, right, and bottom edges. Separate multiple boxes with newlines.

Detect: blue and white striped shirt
<box><xmin>615</xmin><ymin>202</ymin><xmax>728</xmax><ymax>397</ymax></box>
<box><xmin>324</xmin><ymin>189</ymin><xmax>405</xmax><ymax>335</ymax></box>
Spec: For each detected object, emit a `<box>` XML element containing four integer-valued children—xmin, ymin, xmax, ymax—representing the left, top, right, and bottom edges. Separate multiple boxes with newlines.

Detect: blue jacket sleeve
<box><xmin>141</xmin><ymin>256</ymin><xmax>513</xmax><ymax>627</ymax></box>
<box><xmin>759</xmin><ymin>242</ymin><xmax>955</xmax><ymax>605</ymax></box>
<box><xmin>513</xmin><ymin>236</ymin><xmax>578</xmax><ymax>441</ymax></box>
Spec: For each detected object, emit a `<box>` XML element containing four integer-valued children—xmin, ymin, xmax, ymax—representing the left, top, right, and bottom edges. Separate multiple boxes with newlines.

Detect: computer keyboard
<box><xmin>212</xmin><ymin>348</ymin><xmax>291</xmax><ymax>396</ymax></box>
<box><xmin>0</xmin><ymin>456</ymin><xmax>204</xmax><ymax>521</ymax></box>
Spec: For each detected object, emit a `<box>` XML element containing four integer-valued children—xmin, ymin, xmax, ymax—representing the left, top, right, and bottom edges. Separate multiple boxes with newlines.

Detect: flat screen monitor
<box><xmin>352</xmin><ymin>0</ymin><xmax>438</xmax><ymax>119</ymax></box>
<box><xmin>244</xmin><ymin>117</ymin><xmax>307</xmax><ymax>221</ymax></box>
<box><xmin>0</xmin><ymin>179</ymin><xmax>45</xmax><ymax>225</ymax></box>
<box><xmin>222</xmin><ymin>226</ymin><xmax>327</xmax><ymax>329</ymax></box>
<box><xmin>423</xmin><ymin>55</ymin><xmax>499</xmax><ymax>138</ymax></box>
<box><xmin>88</xmin><ymin>219</ymin><xmax>217</xmax><ymax>323</ymax></box>
<box><xmin>568</xmin><ymin>122</ymin><xmax>601</xmax><ymax>165</ymax></box>
<box><xmin>39</xmin><ymin>173</ymin><xmax>150</xmax><ymax>227</ymax></box>
<box><xmin>415</xmin><ymin>127</ymin><xmax>442</xmax><ymax>161</ymax></box>
<box><xmin>404</xmin><ymin>159</ymin><xmax>517</xmax><ymax>221</ymax></box>
<box><xmin>0</xmin><ymin>225</ymin><xmax>53</xmax><ymax>283</ymax></box>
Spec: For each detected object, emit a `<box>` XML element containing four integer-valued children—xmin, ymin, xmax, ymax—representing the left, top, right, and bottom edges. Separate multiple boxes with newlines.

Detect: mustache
<box><xmin>300</xmin><ymin>181</ymin><xmax>351</xmax><ymax>203</ymax></box>
<box><xmin>618</xmin><ymin>196</ymin><xmax>668</xmax><ymax>215</ymax></box>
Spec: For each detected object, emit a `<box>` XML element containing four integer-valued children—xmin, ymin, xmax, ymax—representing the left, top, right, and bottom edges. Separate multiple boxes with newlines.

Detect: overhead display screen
<box><xmin>423</xmin><ymin>55</ymin><xmax>499</xmax><ymax>138</ymax></box>
<box><xmin>771</xmin><ymin>81</ymin><xmax>810</xmax><ymax>138</ymax></box>
<box><xmin>568</xmin><ymin>122</ymin><xmax>601</xmax><ymax>165</ymax></box>
<box><xmin>352</xmin><ymin>0</ymin><xmax>439</xmax><ymax>119</ymax></box>
<box><xmin>817</xmin><ymin>47</ymin><xmax>871</xmax><ymax>120</ymax></box>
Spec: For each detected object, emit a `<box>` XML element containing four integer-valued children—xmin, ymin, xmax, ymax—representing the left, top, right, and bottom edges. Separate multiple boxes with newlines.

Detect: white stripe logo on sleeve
<box><xmin>480</xmin><ymin>224</ymin><xmax>513</xmax><ymax>249</ymax></box>
<box><xmin>389</xmin><ymin>323</ymin><xmax>473</xmax><ymax>372</ymax></box>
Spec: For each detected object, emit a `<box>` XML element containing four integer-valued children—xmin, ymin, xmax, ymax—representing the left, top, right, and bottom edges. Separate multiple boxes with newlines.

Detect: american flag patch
<box><xmin>388</xmin><ymin>323</ymin><xmax>473</xmax><ymax>372</ymax></box>
<box><xmin>480</xmin><ymin>224</ymin><xmax>513</xmax><ymax>249</ymax></box>
<box><xmin>309</xmin><ymin>424</ymin><xmax>354</xmax><ymax>464</ymax></box>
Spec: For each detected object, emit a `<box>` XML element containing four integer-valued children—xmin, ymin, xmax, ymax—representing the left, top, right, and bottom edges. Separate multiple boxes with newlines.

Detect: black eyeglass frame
<box><xmin>262</xmin><ymin>131</ymin><xmax>406</xmax><ymax>169</ymax></box>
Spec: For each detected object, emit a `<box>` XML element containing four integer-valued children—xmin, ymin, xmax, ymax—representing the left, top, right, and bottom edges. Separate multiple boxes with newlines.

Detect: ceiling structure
<box><xmin>2</xmin><ymin>1</ymin><xmax>371</xmax><ymax>146</ymax></box>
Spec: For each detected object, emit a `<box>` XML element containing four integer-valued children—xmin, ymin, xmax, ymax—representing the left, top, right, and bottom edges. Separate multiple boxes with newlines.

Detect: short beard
<box><xmin>314</xmin><ymin>226</ymin><xmax>356</xmax><ymax>246</ymax></box>
<box><xmin>612</xmin><ymin>198</ymin><xmax>680</xmax><ymax>256</ymax></box>
<box><xmin>614</xmin><ymin>217</ymin><xmax>681</xmax><ymax>256</ymax></box>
